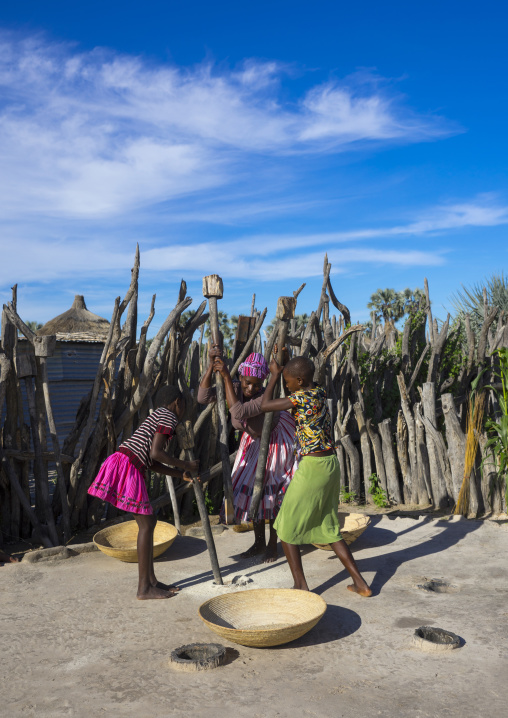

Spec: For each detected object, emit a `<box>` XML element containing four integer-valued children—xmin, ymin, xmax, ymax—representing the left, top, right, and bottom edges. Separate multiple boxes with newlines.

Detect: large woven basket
<box><xmin>93</xmin><ymin>520</ymin><xmax>178</xmax><ymax>562</ymax></box>
<box><xmin>313</xmin><ymin>512</ymin><xmax>371</xmax><ymax>550</ymax></box>
<box><xmin>198</xmin><ymin>588</ymin><xmax>327</xmax><ymax>647</ymax></box>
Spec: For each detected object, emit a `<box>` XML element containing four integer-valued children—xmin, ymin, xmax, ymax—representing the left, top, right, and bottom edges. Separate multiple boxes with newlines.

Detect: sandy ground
<box><xmin>2</xmin><ymin>514</ymin><xmax>508</xmax><ymax>718</ymax></box>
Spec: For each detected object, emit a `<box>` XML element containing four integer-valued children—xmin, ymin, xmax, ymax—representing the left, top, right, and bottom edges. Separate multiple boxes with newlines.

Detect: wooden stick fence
<box><xmin>1</xmin><ymin>250</ymin><xmax>507</xmax><ymax>549</ymax></box>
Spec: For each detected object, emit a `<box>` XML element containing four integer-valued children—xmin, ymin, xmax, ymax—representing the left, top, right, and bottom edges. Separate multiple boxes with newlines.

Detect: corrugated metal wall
<box><xmin>12</xmin><ymin>341</ymin><xmax>105</xmax><ymax>448</ymax></box>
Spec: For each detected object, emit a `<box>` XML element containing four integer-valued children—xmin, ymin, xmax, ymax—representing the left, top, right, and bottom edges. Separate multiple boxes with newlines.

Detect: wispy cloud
<box><xmin>0</xmin><ymin>32</ymin><xmax>454</xmax><ymax>222</ymax></box>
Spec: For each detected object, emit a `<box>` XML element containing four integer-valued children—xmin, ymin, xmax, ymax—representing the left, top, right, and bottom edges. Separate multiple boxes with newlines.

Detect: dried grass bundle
<box><xmin>455</xmin><ymin>391</ymin><xmax>485</xmax><ymax>516</ymax></box>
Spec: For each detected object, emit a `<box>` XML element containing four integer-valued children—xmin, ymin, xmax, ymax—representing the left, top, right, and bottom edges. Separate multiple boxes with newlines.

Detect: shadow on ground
<box><xmin>313</xmin><ymin>516</ymin><xmax>482</xmax><ymax>596</ymax></box>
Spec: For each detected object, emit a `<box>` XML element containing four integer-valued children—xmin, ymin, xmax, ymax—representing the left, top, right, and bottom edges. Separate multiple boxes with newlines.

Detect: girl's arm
<box><xmin>150</xmin><ymin>462</ymin><xmax>185</xmax><ymax>479</ymax></box>
<box><xmin>212</xmin><ymin>356</ymin><xmax>239</xmax><ymax>410</ymax></box>
<box><xmin>197</xmin><ymin>344</ymin><xmax>221</xmax><ymax>404</ymax></box>
<box><xmin>150</xmin><ymin>433</ymin><xmax>199</xmax><ymax>473</ymax></box>
<box><xmin>260</xmin><ymin>361</ymin><xmax>293</xmax><ymax>412</ymax></box>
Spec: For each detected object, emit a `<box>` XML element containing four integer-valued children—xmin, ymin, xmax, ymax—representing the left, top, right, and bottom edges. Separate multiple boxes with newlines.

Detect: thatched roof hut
<box><xmin>37</xmin><ymin>295</ymin><xmax>110</xmax><ymax>342</ymax></box>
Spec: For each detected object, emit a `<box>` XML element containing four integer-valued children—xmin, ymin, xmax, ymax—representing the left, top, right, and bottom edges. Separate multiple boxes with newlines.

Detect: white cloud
<box><xmin>0</xmin><ymin>32</ymin><xmax>453</xmax><ymax>221</ymax></box>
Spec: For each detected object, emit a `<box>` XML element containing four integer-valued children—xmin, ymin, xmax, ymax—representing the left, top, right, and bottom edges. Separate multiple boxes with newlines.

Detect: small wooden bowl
<box><xmin>93</xmin><ymin>520</ymin><xmax>178</xmax><ymax>562</ymax></box>
<box><xmin>313</xmin><ymin>512</ymin><xmax>371</xmax><ymax>550</ymax></box>
<box><xmin>198</xmin><ymin>588</ymin><xmax>327</xmax><ymax>647</ymax></box>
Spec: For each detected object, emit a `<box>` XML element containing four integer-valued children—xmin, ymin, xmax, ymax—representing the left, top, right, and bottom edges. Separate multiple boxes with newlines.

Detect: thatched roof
<box><xmin>37</xmin><ymin>295</ymin><xmax>110</xmax><ymax>342</ymax></box>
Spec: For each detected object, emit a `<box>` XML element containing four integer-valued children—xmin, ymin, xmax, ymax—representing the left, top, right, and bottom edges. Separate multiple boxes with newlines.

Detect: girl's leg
<box><xmin>240</xmin><ymin>520</ymin><xmax>267</xmax><ymax>558</ymax></box>
<box><xmin>329</xmin><ymin>539</ymin><xmax>372</xmax><ymax>597</ymax></box>
<box><xmin>264</xmin><ymin>520</ymin><xmax>278</xmax><ymax>563</ymax></box>
<box><xmin>135</xmin><ymin>514</ymin><xmax>175</xmax><ymax>599</ymax></box>
<box><xmin>147</xmin><ymin>533</ymin><xmax>180</xmax><ymax>593</ymax></box>
<box><xmin>280</xmin><ymin>540</ymin><xmax>309</xmax><ymax>591</ymax></box>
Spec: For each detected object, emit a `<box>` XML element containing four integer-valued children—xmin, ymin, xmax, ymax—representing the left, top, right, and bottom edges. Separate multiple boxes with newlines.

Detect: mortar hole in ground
<box><xmin>170</xmin><ymin>643</ymin><xmax>227</xmax><ymax>671</ymax></box>
<box><xmin>412</xmin><ymin>626</ymin><xmax>462</xmax><ymax>652</ymax></box>
<box><xmin>417</xmin><ymin>578</ymin><xmax>458</xmax><ymax>593</ymax></box>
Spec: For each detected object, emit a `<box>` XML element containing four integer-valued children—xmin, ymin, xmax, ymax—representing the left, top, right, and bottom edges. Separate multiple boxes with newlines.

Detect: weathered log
<box><xmin>440</xmin><ymin>394</ymin><xmax>467</xmax><ymax>503</ymax></box>
<box><xmin>379</xmin><ymin>419</ymin><xmax>402</xmax><ymax>504</ymax></box>
<box><xmin>414</xmin><ymin>404</ymin><xmax>433</xmax><ymax>505</ymax></box>
<box><xmin>203</xmin><ymin>274</ymin><xmax>234</xmax><ymax>522</ymax></box>
<box><xmin>366</xmin><ymin>419</ymin><xmax>388</xmax><ymax>495</ymax></box>
<box><xmin>249</xmin><ymin>295</ymin><xmax>295</xmax><ymax>520</ymax></box>
<box><xmin>353</xmin><ymin>403</ymin><xmax>374</xmax><ymax>504</ymax></box>
<box><xmin>396</xmin><ymin>374</ymin><xmax>419</xmax><ymax>504</ymax></box>
<box><xmin>115</xmin><ymin>296</ymin><xmax>192</xmax><ymax>434</ymax></box>
<box><xmin>424</xmin><ymin>277</ymin><xmax>434</xmax><ymax>345</ymax></box>
<box><xmin>407</xmin><ymin>343</ymin><xmax>430</xmax><ymax>395</ymax></box>
<box><xmin>0</xmin><ymin>446</ymin><xmax>53</xmax><ymax>548</ymax></box>
<box><xmin>4</xmin><ymin>308</ymin><xmax>73</xmax><ymax>542</ymax></box>
<box><xmin>419</xmin><ymin>383</ymin><xmax>451</xmax><ymax>508</ymax></box>
<box><xmin>426</xmin><ymin>314</ymin><xmax>450</xmax><ymax>384</ymax></box>
<box><xmin>340</xmin><ymin>435</ymin><xmax>361</xmax><ymax>498</ymax></box>
<box><xmin>327</xmin><ymin>274</ymin><xmax>351</xmax><ymax>327</ymax></box>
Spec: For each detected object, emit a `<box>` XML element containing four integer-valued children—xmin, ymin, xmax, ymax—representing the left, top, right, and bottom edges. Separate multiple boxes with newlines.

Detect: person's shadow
<box><xmin>312</xmin><ymin>515</ymin><xmax>482</xmax><ymax>597</ymax></box>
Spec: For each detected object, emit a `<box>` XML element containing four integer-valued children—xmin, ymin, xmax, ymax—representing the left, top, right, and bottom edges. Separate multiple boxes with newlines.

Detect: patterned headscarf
<box><xmin>238</xmin><ymin>352</ymin><xmax>269</xmax><ymax>380</ymax></box>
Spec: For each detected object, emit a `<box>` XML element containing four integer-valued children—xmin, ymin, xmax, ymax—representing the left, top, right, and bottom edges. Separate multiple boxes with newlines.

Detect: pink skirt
<box><xmin>87</xmin><ymin>452</ymin><xmax>153</xmax><ymax>515</ymax></box>
<box><xmin>223</xmin><ymin>411</ymin><xmax>298</xmax><ymax>522</ymax></box>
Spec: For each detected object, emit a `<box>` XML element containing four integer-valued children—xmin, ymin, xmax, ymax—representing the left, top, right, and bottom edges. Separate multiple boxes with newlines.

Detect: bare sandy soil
<box><xmin>2</xmin><ymin>514</ymin><xmax>508</xmax><ymax>718</ymax></box>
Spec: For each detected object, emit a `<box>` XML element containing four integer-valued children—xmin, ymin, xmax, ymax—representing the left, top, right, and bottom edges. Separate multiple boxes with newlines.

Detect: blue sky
<box><xmin>0</xmin><ymin>1</ymin><xmax>507</xmax><ymax>333</ymax></box>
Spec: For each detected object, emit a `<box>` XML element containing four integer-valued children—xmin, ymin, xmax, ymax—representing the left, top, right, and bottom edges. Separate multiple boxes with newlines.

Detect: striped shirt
<box><xmin>118</xmin><ymin>408</ymin><xmax>177</xmax><ymax>472</ymax></box>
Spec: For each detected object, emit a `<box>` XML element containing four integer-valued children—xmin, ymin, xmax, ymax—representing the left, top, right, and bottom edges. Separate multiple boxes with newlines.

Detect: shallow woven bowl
<box><xmin>93</xmin><ymin>520</ymin><xmax>178</xmax><ymax>562</ymax></box>
<box><xmin>198</xmin><ymin>588</ymin><xmax>327</xmax><ymax>647</ymax></box>
<box><xmin>313</xmin><ymin>512</ymin><xmax>371</xmax><ymax>550</ymax></box>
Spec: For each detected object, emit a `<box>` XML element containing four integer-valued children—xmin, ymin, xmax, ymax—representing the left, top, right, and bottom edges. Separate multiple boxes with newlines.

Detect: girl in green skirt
<box><xmin>260</xmin><ymin>353</ymin><xmax>371</xmax><ymax>596</ymax></box>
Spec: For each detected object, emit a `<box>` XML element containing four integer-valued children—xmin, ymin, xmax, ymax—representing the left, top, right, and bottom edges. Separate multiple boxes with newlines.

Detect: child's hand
<box><xmin>185</xmin><ymin>459</ymin><xmax>199</xmax><ymax>473</ymax></box>
<box><xmin>269</xmin><ymin>356</ymin><xmax>284</xmax><ymax>376</ymax></box>
<box><xmin>273</xmin><ymin>344</ymin><xmax>289</xmax><ymax>366</ymax></box>
<box><xmin>209</xmin><ymin>343</ymin><xmax>222</xmax><ymax>362</ymax></box>
<box><xmin>212</xmin><ymin>357</ymin><xmax>229</xmax><ymax>378</ymax></box>
<box><xmin>182</xmin><ymin>471</ymin><xmax>194</xmax><ymax>483</ymax></box>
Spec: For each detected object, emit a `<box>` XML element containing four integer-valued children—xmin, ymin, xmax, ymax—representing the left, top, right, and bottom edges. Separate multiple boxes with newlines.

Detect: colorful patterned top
<box><xmin>287</xmin><ymin>386</ymin><xmax>334</xmax><ymax>455</ymax></box>
<box><xmin>118</xmin><ymin>408</ymin><xmax>177</xmax><ymax>472</ymax></box>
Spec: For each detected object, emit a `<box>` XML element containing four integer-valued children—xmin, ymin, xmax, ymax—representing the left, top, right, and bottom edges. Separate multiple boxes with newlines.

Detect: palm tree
<box><xmin>367</xmin><ymin>288</ymin><xmax>402</xmax><ymax>326</ymax></box>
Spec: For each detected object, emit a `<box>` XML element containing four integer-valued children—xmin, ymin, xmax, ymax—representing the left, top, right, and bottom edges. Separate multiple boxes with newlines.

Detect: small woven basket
<box><xmin>93</xmin><ymin>520</ymin><xmax>178</xmax><ymax>562</ymax></box>
<box><xmin>198</xmin><ymin>588</ymin><xmax>327</xmax><ymax>647</ymax></box>
<box><xmin>313</xmin><ymin>512</ymin><xmax>371</xmax><ymax>550</ymax></box>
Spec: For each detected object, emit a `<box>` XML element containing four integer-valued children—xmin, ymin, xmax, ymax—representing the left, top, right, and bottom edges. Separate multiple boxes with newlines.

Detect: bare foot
<box><xmin>137</xmin><ymin>585</ymin><xmax>177</xmax><ymax>600</ymax></box>
<box><xmin>0</xmin><ymin>551</ymin><xmax>19</xmax><ymax>564</ymax></box>
<box><xmin>152</xmin><ymin>580</ymin><xmax>181</xmax><ymax>594</ymax></box>
<box><xmin>292</xmin><ymin>581</ymin><xmax>310</xmax><ymax>591</ymax></box>
<box><xmin>264</xmin><ymin>543</ymin><xmax>278</xmax><ymax>563</ymax></box>
<box><xmin>240</xmin><ymin>542</ymin><xmax>266</xmax><ymax>559</ymax></box>
<box><xmin>347</xmin><ymin>582</ymin><xmax>372</xmax><ymax>597</ymax></box>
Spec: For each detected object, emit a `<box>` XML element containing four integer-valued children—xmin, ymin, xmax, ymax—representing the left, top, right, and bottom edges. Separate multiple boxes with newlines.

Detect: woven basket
<box><xmin>198</xmin><ymin>588</ymin><xmax>327</xmax><ymax>647</ymax></box>
<box><xmin>93</xmin><ymin>520</ymin><xmax>178</xmax><ymax>562</ymax></box>
<box><xmin>312</xmin><ymin>512</ymin><xmax>371</xmax><ymax>550</ymax></box>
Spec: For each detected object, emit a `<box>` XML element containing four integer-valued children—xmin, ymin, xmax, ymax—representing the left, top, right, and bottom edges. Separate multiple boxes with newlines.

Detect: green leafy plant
<box><xmin>483</xmin><ymin>348</ymin><xmax>508</xmax><ymax>505</ymax></box>
<box><xmin>339</xmin><ymin>488</ymin><xmax>357</xmax><ymax>504</ymax></box>
<box><xmin>368</xmin><ymin>473</ymin><xmax>390</xmax><ymax>508</ymax></box>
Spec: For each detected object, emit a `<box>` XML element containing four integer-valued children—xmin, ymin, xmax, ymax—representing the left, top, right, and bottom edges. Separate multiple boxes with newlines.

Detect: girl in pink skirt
<box><xmin>198</xmin><ymin>349</ymin><xmax>296</xmax><ymax>563</ymax></box>
<box><xmin>88</xmin><ymin>385</ymin><xmax>198</xmax><ymax>600</ymax></box>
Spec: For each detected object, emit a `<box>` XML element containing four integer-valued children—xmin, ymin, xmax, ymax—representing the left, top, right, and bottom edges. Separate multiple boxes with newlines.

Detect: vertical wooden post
<box><xmin>202</xmin><ymin>275</ymin><xmax>235</xmax><ymax>523</ymax></box>
<box><xmin>249</xmin><ymin>296</ymin><xmax>296</xmax><ymax>521</ymax></box>
<box><xmin>16</xmin><ymin>352</ymin><xmax>59</xmax><ymax>546</ymax></box>
<box><xmin>34</xmin><ymin>335</ymin><xmax>71</xmax><ymax>542</ymax></box>
<box><xmin>177</xmin><ymin>419</ymin><xmax>223</xmax><ymax>584</ymax></box>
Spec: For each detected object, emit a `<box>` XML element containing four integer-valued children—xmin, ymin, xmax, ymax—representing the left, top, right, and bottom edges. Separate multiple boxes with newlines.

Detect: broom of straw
<box><xmin>454</xmin><ymin>391</ymin><xmax>485</xmax><ymax>516</ymax></box>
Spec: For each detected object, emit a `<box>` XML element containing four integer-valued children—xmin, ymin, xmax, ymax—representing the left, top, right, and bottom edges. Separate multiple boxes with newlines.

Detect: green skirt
<box><xmin>273</xmin><ymin>454</ymin><xmax>342</xmax><ymax>545</ymax></box>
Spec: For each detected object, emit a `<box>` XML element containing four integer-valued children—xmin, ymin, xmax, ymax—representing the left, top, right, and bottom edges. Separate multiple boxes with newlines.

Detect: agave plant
<box><xmin>450</xmin><ymin>273</ymin><xmax>508</xmax><ymax>334</ymax></box>
<box><xmin>483</xmin><ymin>347</ymin><xmax>508</xmax><ymax>506</ymax></box>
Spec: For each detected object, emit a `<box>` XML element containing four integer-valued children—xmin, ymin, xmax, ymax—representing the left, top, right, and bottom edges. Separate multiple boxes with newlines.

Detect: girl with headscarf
<box><xmin>197</xmin><ymin>346</ymin><xmax>296</xmax><ymax>562</ymax></box>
